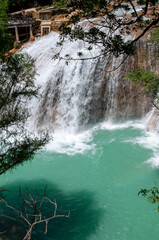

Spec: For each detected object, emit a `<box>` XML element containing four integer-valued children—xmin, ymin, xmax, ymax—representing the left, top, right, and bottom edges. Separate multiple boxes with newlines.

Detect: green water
<box><xmin>1</xmin><ymin>122</ymin><xmax>159</xmax><ymax>240</ymax></box>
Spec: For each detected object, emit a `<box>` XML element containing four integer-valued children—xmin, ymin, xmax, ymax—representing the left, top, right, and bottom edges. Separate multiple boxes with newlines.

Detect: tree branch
<box><xmin>0</xmin><ymin>186</ymin><xmax>70</xmax><ymax>240</ymax></box>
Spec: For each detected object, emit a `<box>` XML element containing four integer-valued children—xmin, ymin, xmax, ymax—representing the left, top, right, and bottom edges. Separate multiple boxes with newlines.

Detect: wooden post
<box><xmin>41</xmin><ymin>26</ymin><xmax>43</xmax><ymax>36</ymax></box>
<box><xmin>15</xmin><ymin>26</ymin><xmax>19</xmax><ymax>42</ymax></box>
<box><xmin>30</xmin><ymin>24</ymin><xmax>33</xmax><ymax>37</ymax></box>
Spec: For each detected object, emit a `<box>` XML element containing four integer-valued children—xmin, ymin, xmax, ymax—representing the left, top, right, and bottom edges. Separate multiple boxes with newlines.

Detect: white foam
<box><xmin>137</xmin><ymin>132</ymin><xmax>159</xmax><ymax>168</ymax></box>
<box><xmin>147</xmin><ymin>154</ymin><xmax>159</xmax><ymax>168</ymax></box>
<box><xmin>45</xmin><ymin>129</ymin><xmax>95</xmax><ymax>155</ymax></box>
<box><xmin>44</xmin><ymin>119</ymin><xmax>147</xmax><ymax>155</ymax></box>
<box><xmin>133</xmin><ymin>132</ymin><xmax>159</xmax><ymax>150</ymax></box>
<box><xmin>100</xmin><ymin>117</ymin><xmax>159</xmax><ymax>169</ymax></box>
<box><xmin>124</xmin><ymin>126</ymin><xmax>159</xmax><ymax>168</ymax></box>
<box><xmin>100</xmin><ymin>119</ymin><xmax>144</xmax><ymax>131</ymax></box>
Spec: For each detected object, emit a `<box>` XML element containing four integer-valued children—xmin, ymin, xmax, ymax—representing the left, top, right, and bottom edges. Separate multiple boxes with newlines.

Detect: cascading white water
<box><xmin>21</xmin><ymin>30</ymin><xmax>159</xmax><ymax>166</ymax></box>
<box><xmin>23</xmin><ymin>32</ymin><xmax>114</xmax><ymax>133</ymax></box>
<box><xmin>23</xmin><ymin>31</ymin><xmax>151</xmax><ymax>135</ymax></box>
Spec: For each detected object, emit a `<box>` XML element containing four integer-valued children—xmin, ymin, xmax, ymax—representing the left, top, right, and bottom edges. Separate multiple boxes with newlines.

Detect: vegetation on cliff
<box><xmin>126</xmin><ymin>67</ymin><xmax>159</xmax><ymax>99</ymax></box>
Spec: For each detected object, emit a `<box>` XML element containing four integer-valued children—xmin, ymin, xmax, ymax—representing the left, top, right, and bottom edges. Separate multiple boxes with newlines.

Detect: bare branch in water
<box><xmin>0</xmin><ymin>186</ymin><xmax>70</xmax><ymax>240</ymax></box>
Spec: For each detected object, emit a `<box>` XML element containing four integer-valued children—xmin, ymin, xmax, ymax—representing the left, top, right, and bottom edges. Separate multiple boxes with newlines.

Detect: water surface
<box><xmin>1</xmin><ymin>120</ymin><xmax>159</xmax><ymax>240</ymax></box>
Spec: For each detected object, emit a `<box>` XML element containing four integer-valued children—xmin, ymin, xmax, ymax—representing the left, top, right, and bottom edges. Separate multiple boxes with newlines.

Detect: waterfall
<box><xmin>22</xmin><ymin>31</ymin><xmax>153</xmax><ymax>134</ymax></box>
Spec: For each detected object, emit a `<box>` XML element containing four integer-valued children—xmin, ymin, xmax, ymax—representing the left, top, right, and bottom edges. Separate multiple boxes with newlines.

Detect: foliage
<box><xmin>0</xmin><ymin>0</ymin><xmax>49</xmax><ymax>175</ymax></box>
<box><xmin>0</xmin><ymin>53</ymin><xmax>49</xmax><ymax>175</ymax></box>
<box><xmin>149</xmin><ymin>27</ymin><xmax>159</xmax><ymax>43</ymax></box>
<box><xmin>54</xmin><ymin>0</ymin><xmax>69</xmax><ymax>9</ymax></box>
<box><xmin>56</xmin><ymin>0</ymin><xmax>159</xmax><ymax>60</ymax></box>
<box><xmin>138</xmin><ymin>186</ymin><xmax>159</xmax><ymax>211</ymax></box>
<box><xmin>125</xmin><ymin>67</ymin><xmax>159</xmax><ymax>98</ymax></box>
<box><xmin>14</xmin><ymin>41</ymin><xmax>21</xmax><ymax>49</ymax></box>
<box><xmin>0</xmin><ymin>0</ymin><xmax>11</xmax><ymax>59</ymax></box>
<box><xmin>36</xmin><ymin>6</ymin><xmax>42</xmax><ymax>11</ymax></box>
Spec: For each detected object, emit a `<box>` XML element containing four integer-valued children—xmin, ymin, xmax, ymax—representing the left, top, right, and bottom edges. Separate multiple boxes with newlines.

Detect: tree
<box><xmin>0</xmin><ymin>0</ymin><xmax>48</xmax><ymax>175</ymax></box>
<box><xmin>0</xmin><ymin>53</ymin><xmax>49</xmax><ymax>175</ymax></box>
<box><xmin>0</xmin><ymin>0</ymin><xmax>11</xmax><ymax>59</ymax></box>
<box><xmin>56</xmin><ymin>0</ymin><xmax>159</xmax><ymax>60</ymax></box>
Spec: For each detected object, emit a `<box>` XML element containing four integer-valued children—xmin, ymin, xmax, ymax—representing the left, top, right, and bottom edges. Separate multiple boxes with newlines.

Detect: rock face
<box><xmin>104</xmin><ymin>39</ymin><xmax>159</xmax><ymax>120</ymax></box>
<box><xmin>146</xmin><ymin>109</ymin><xmax>159</xmax><ymax>132</ymax></box>
<box><xmin>24</xmin><ymin>32</ymin><xmax>159</xmax><ymax>132</ymax></box>
<box><xmin>134</xmin><ymin>39</ymin><xmax>159</xmax><ymax>132</ymax></box>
